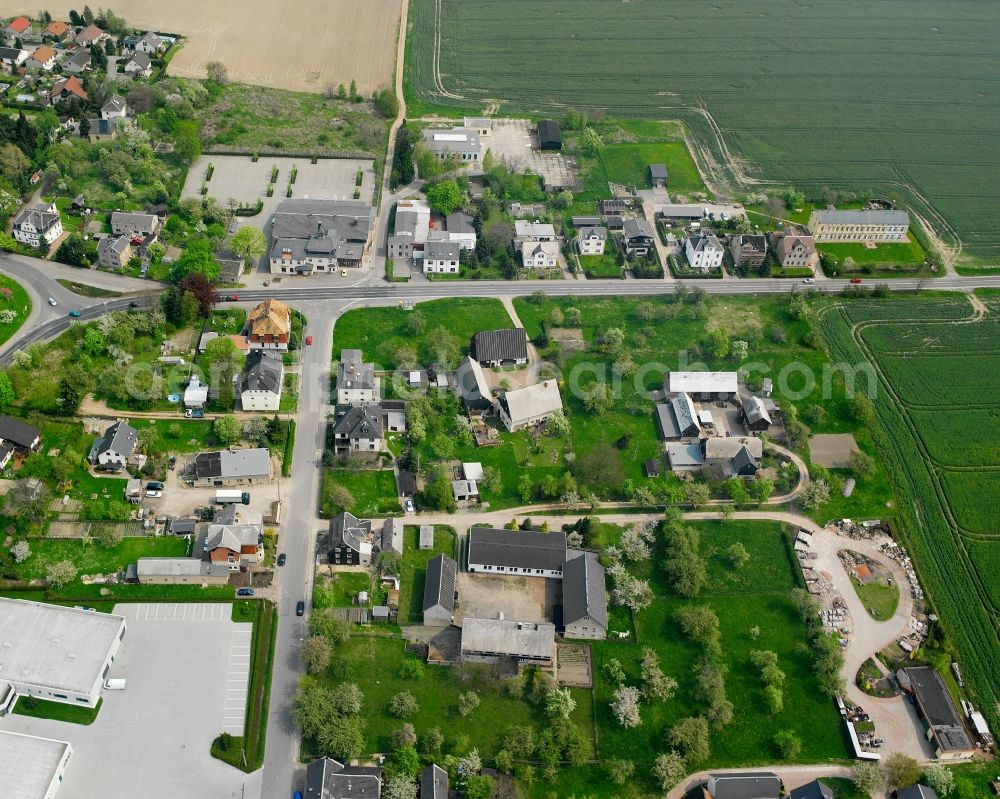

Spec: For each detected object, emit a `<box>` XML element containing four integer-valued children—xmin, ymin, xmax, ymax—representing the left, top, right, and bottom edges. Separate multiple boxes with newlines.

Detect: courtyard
<box><xmin>454</xmin><ymin>571</ymin><xmax>557</xmax><ymax>625</ymax></box>
<box><xmin>485</xmin><ymin>119</ymin><xmax>577</xmax><ymax>190</ymax></box>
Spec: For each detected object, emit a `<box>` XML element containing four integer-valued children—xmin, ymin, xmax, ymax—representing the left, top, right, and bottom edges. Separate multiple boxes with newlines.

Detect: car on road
<box><xmin>296</xmin><ymin>600</ymin><xmax>305</xmax><ymax>616</ymax></box>
<box><xmin>263</xmin><ymin>281</ymin><xmax>270</xmax><ymax>287</ymax></box>
<box><xmin>850</xmin><ymin>277</ymin><xmax>863</xmax><ymax>284</ymax></box>
<box><xmin>237</xmin><ymin>588</ymin><xmax>255</xmax><ymax>597</ymax></box>
<box><xmin>305</xmin><ymin>335</ymin><xmax>313</xmax><ymax>346</ymax></box>
<box><xmin>340</xmin><ymin>269</ymin><xmax>347</xmax><ymax>276</ymax></box>
<box><xmin>277</xmin><ymin>553</ymin><xmax>286</xmax><ymax>567</ymax></box>
<box><xmin>404</xmin><ymin>498</ymin><xmax>415</xmax><ymax>513</ymax></box>
<box><xmin>802</xmin><ymin>277</ymin><xmax>815</xmax><ymax>284</ymax></box>
<box><xmin>128</xmin><ymin>301</ymin><xmax>139</xmax><ymax>308</ymax></box>
<box><xmin>68</xmin><ymin>310</ymin><xmax>81</xmax><ymax>317</ymax></box>
<box><xmin>47</xmin><ymin>297</ymin><xmax>57</xmax><ymax>306</ymax></box>
<box><xmin>294</xmin><ymin>792</ymin><xmax>303</xmax><ymax>799</ymax></box>
<box><xmin>145</xmin><ymin>489</ymin><xmax>162</xmax><ymax>498</ymax></box>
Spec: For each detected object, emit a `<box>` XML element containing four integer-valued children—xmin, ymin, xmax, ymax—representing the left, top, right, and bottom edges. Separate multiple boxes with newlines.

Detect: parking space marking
<box><xmin>221</xmin><ymin>617</ymin><xmax>252</xmax><ymax>733</ymax></box>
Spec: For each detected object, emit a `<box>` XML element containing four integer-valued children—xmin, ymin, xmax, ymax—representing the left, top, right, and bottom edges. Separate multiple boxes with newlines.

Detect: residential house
<box><xmin>562</xmin><ymin>554</ymin><xmax>608</xmax><ymax>640</ymax></box>
<box><xmin>666</xmin><ymin>442</ymin><xmax>705</xmax><ymax>472</ymax></box>
<box><xmin>75</xmin><ymin>24</ymin><xmax>107</xmax><ymax>47</ymax></box>
<box><xmin>4</xmin><ymin>17</ymin><xmax>31</xmax><ymax>38</ymax></box>
<box><xmin>454</xmin><ymin>356</ymin><xmax>493</xmax><ymax>412</ymax></box>
<box><xmin>420</xmin><ymin>764</ymin><xmax>449</xmax><ymax>799</ymax></box>
<box><xmin>623</xmin><ymin>217</ymin><xmax>656</xmax><ymax>258</ymax></box>
<box><xmin>498</xmin><ymin>380</ymin><xmax>562</xmax><ymax>431</ymax></box>
<box><xmin>514</xmin><ymin>221</ymin><xmax>556</xmax><ymax>242</ymax></box>
<box><xmin>702</xmin><ymin>436</ymin><xmax>763</xmax><ymax>477</ymax></box>
<box><xmin>807</xmin><ymin>209</ymin><xmax>909</xmax><ymax>242</ymax></box>
<box><xmin>246</xmin><ymin>298</ymin><xmax>292</xmax><ymax>351</ymax></box>
<box><xmin>684</xmin><ymin>233</ymin><xmax>725</xmax><ymax>270</ymax></box>
<box><xmin>183</xmin><ymin>376</ymin><xmax>208</xmax><ymax>411</ymax></box>
<box><xmin>330</xmin><ymin>404</ymin><xmax>383</xmax><ymax>453</ymax></box>
<box><xmin>445</xmin><ymin>211</ymin><xmax>476</xmax><ymax>250</ymax></box>
<box><xmin>741</xmin><ymin>396</ymin><xmax>772</xmax><ymax>432</ymax></box>
<box><xmin>467</xmin><ymin>527</ymin><xmax>568</xmax><ymax>578</ymax></box>
<box><xmin>730</xmin><ymin>234</ymin><xmax>767</xmax><ymax>269</ymax></box>
<box><xmin>421</xmin><ymin>126</ymin><xmax>482</xmax><ymax>165</ymax></box>
<box><xmin>461</xmin><ymin>617</ymin><xmax>556</xmax><ymax>667</ymax></box>
<box><xmin>240</xmin><ymin>350</ymin><xmax>284</xmax><ymax>412</ymax></box>
<box><xmin>655</xmin><ymin>392</ymin><xmax>700</xmax><ymax>440</ymax></box>
<box><xmin>323</xmin><ymin>512</ymin><xmax>374</xmax><ymax>566</ymax></box>
<box><xmin>96</xmin><ymin>234</ymin><xmax>132</xmax><ymax>270</ymax></box>
<box><xmin>62</xmin><ymin>48</ymin><xmax>93</xmax><ymax>75</ymax></box>
<box><xmin>191</xmin><ymin>448</ymin><xmax>272</xmax><ymax>487</ymax></box>
<box><xmin>101</xmin><ymin>94</ymin><xmax>130</xmax><ymax>119</ymax></box>
<box><xmin>423</xmin><ymin>239</ymin><xmax>460</xmax><ymax>274</ymax></box>
<box><xmin>134</xmin><ymin>31</ymin><xmax>163</xmax><ymax>54</ymax></box>
<box><xmin>86</xmin><ymin>117</ymin><xmax>119</xmax><ymax>142</ymax></box>
<box><xmin>665</xmin><ymin>371</ymin><xmax>738</xmax><ymax>401</ymax></box>
<box><xmin>790</xmin><ymin>781</ymin><xmax>834</xmax><ymax>799</ymax></box>
<box><xmin>12</xmin><ymin>203</ymin><xmax>63</xmax><ymax>248</ymax></box>
<box><xmin>204</xmin><ymin>504</ymin><xmax>263</xmax><ymax>570</ymax></box>
<box><xmin>24</xmin><ymin>45</ymin><xmax>56</xmax><ymax>70</ymax></box>
<box><xmin>268</xmin><ymin>199</ymin><xmax>374</xmax><ymax>275</ymax></box>
<box><xmin>110</xmin><ymin>211</ymin><xmax>161</xmax><ymax>238</ymax></box>
<box><xmin>472</xmin><ymin>328</ymin><xmax>528</xmax><ymax>367</ymax></box>
<box><xmin>649</xmin><ymin>163</ymin><xmax>668</xmax><ymax>188</ymax></box>
<box><xmin>305</xmin><ymin>757</ymin><xmax>382</xmax><ymax>799</ymax></box>
<box><xmin>41</xmin><ymin>20</ymin><xmax>70</xmax><ymax>40</ymax></box>
<box><xmin>0</xmin><ymin>46</ymin><xmax>29</xmax><ymax>69</ymax></box>
<box><xmin>771</xmin><ymin>229</ymin><xmax>819</xmax><ymax>270</ymax></box>
<box><xmin>387</xmin><ymin>199</ymin><xmax>429</xmax><ymax>261</ymax></box>
<box><xmin>705</xmin><ymin>772</ymin><xmax>782</xmax><ymax>799</ymax></box>
<box><xmin>88</xmin><ymin>420</ymin><xmax>138</xmax><ymax>470</ymax></box>
<box><xmin>904</xmin><ymin>666</ymin><xmax>975</xmax><ymax>760</ymax></box>
<box><xmin>536</xmin><ymin>119</ymin><xmax>562</xmax><ymax>151</ymax></box>
<box><xmin>0</xmin><ymin>415</ymin><xmax>41</xmax><ymax>469</ymax></box>
<box><xmin>134</xmin><ymin>558</ymin><xmax>230</xmax><ymax>585</ymax></box>
<box><xmin>576</xmin><ymin>226</ymin><xmax>607</xmax><ymax>255</ymax></box>
<box><xmin>381</xmin><ymin>517</ymin><xmax>403</xmax><ymax>555</ymax></box>
<box><xmin>520</xmin><ymin>239</ymin><xmax>559</xmax><ymax>269</ymax></box>
<box><xmin>336</xmin><ymin>349</ymin><xmax>379</xmax><ymax>404</ymax></box>
<box><xmin>214</xmin><ymin>249</ymin><xmax>243</xmax><ymax>282</ymax></box>
<box><xmin>123</xmin><ymin>51</ymin><xmax>152</xmax><ymax>78</ymax></box>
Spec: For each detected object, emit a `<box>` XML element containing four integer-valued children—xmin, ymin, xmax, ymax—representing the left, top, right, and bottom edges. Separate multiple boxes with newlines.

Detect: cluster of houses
<box><xmin>388</xmin><ymin>198</ymin><xmax>476</xmax><ymax>274</ymax></box>
<box><xmin>330</xmin><ymin>349</ymin><xmax>406</xmax><ymax>454</ymax></box>
<box><xmin>652</xmin><ymin>371</ymin><xmax>778</xmax><ymax>479</ymax></box>
<box><xmin>305</xmin><ymin>757</ymin><xmax>459</xmax><ymax>799</ymax></box>
<box><xmin>267</xmin><ymin>199</ymin><xmax>375</xmax><ymax>276</ymax></box>
<box><xmin>570</xmin><ymin>199</ymin><xmax>657</xmax><ymax>262</ymax></box>
<box><xmin>11</xmin><ymin>199</ymin><xmax>152</xmax><ymax>256</ymax></box>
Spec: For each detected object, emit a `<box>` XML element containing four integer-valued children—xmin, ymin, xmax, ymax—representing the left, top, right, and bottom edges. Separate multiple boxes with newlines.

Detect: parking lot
<box><xmin>0</xmin><ymin>603</ymin><xmax>258</xmax><ymax>799</ymax></box>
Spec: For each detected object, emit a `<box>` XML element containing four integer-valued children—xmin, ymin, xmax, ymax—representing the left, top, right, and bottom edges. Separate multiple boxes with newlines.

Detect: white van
<box><xmin>104</xmin><ymin>678</ymin><xmax>127</xmax><ymax>690</ymax></box>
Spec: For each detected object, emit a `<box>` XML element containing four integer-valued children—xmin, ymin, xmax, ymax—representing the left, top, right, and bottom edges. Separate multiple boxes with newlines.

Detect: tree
<box><xmin>576</xmin><ymin>441</ymin><xmax>625</xmax><ymax>491</ymax></box>
<box><xmin>383</xmin><ymin>776</ymin><xmax>417</xmax><ymax>799</ymax></box>
<box><xmin>421</xmin><ymin>726</ymin><xmax>444</xmax><ymax>756</ymax></box>
<box><xmin>652</xmin><ymin>751</ymin><xmax>687</xmax><ymax>791</ymax></box>
<box><xmin>405</xmin><ymin>311</ymin><xmax>426</xmax><ymax>336</ymax></box>
<box><xmin>178</xmin><ymin>273</ymin><xmax>220</xmax><ymax>316</ymax></box>
<box><xmin>730</xmin><ymin>339</ymin><xmax>749</xmax><ymax>361</ymax></box>
<box><xmin>605</xmin><ymin>758</ymin><xmax>635</xmax><ymax>786</ymax></box>
<box><xmin>922</xmin><ymin>765</ymin><xmax>956</xmax><ymax>797</ymax></box>
<box><xmin>727</xmin><ymin>542</ymin><xmax>750</xmax><ymax>569</ymax></box>
<box><xmin>668</xmin><ymin>716</ymin><xmax>710</xmax><ymax>764</ymax></box>
<box><xmin>228</xmin><ymin>226</ymin><xmax>267</xmax><ymax>265</ymax></box>
<box><xmin>611</xmin><ymin>574</ymin><xmax>654</xmax><ymax>613</ymax></box>
<box><xmin>389</xmin><ymin>691</ymin><xmax>419</xmax><ymax>719</ymax></box>
<box><xmin>480</xmin><ymin>466</ymin><xmax>502</xmax><ymax>494</ymax></box>
<box><xmin>664</xmin><ymin>545</ymin><xmax>707</xmax><ymax>597</ymax></box>
<box><xmin>91</xmin><ymin>523</ymin><xmax>124</xmax><ymax>548</ymax></box>
<box><xmin>308</xmin><ymin>608</ymin><xmax>352</xmax><ymax>643</ymax></box>
<box><xmin>373</xmin><ymin>87</ymin><xmax>399</xmax><ymax>119</ymax></box>
<box><xmin>46</xmin><ymin>559</ymin><xmax>78</xmax><ymax>588</ymax></box>
<box><xmin>518</xmin><ymin>473</ymin><xmax>534</xmax><ymax>503</ymax></box>
<box><xmin>583</xmin><ymin>383</ymin><xmax>614</xmax><ymax>415</ymax></box>
<box><xmin>849</xmin><ymin>449</ymin><xmax>875</xmax><ymax>480</ymax></box>
<box><xmin>301</xmin><ymin>635</ymin><xmax>331</xmax><ymax>674</ymax></box>
<box><xmin>544</xmin><ymin>687</ymin><xmax>576</xmax><ymax>720</ymax></box>
<box><xmin>851</xmin><ymin>761</ymin><xmax>884</xmax><ymax>795</ymax></box>
<box><xmin>464</xmin><ymin>776</ymin><xmax>494</xmax><ymax>799</ymax></box>
<box><xmin>214</xmin><ymin>415</ymin><xmax>242</xmax><ymax>446</ymax></box>
<box><xmin>764</xmin><ymin>684</ymin><xmax>784</xmax><ymax>714</ymax></box>
<box><xmin>9</xmin><ymin>540</ymin><xmax>30</xmax><ymax>563</ymax></box>
<box><xmin>425</xmin><ymin>180</ymin><xmax>463</xmax><ymax>215</ymax></box>
<box><xmin>547</xmin><ymin>410</ymin><xmax>571</xmax><ymax>438</ymax></box>
<box><xmin>349</xmin><ymin>79</ymin><xmax>359</xmax><ymax>102</ymax></box>
<box><xmin>391</xmin><ymin>744</ymin><xmax>421</xmax><ymax>777</ymax></box>
<box><xmin>885</xmin><ymin>753</ymin><xmax>922</xmax><ymax>790</ymax></box>
<box><xmin>326</xmin><ymin>483</ymin><xmax>355</xmax><ymax>514</ymax></box>
<box><xmin>683</xmin><ymin>481</ymin><xmax>710</xmax><ymax>508</ymax></box>
<box><xmin>620</xmin><ymin>525</ymin><xmax>652</xmax><ymax>562</ymax></box>
<box><xmin>641</xmin><ymin>648</ymin><xmax>678</xmax><ymax>701</ymax></box>
<box><xmin>333</xmin><ymin>683</ymin><xmax>364</xmax><ymax>716</ymax></box>
<box><xmin>206</xmin><ymin>61</ymin><xmax>228</xmax><ymax>84</ymax></box>
<box><xmin>56</xmin><ymin>234</ymin><xmax>92</xmax><ymax>267</ymax></box>
<box><xmin>0</xmin><ymin>372</ymin><xmax>14</xmax><ymax>409</ymax></box>
<box><xmin>773</xmin><ymin>729</ymin><xmax>802</xmax><ymax>758</ymax></box>
<box><xmin>798</xmin><ymin>479</ymin><xmax>831</xmax><ymax>509</ymax></box>
<box><xmin>457</xmin><ymin>690</ymin><xmax>480</xmax><ymax>717</ymax></box>
<box><xmin>580</xmin><ymin>127</ymin><xmax>603</xmax><ymax>154</ymax></box>
<box><xmin>0</xmin><ymin>144</ymin><xmax>29</xmax><ymax>184</ymax></box>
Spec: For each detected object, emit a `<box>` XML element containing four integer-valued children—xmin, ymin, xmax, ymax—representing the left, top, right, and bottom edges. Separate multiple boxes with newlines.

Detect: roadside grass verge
<box><xmin>0</xmin><ymin>273</ymin><xmax>31</xmax><ymax>347</ymax></box>
<box><xmin>55</xmin><ymin>279</ymin><xmax>123</xmax><ymax>298</ymax></box>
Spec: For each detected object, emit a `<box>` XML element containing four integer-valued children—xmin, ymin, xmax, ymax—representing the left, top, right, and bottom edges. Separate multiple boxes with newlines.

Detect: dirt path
<box><xmin>78</xmin><ymin>394</ymin><xmax>294</xmax><ymax>421</ymax></box>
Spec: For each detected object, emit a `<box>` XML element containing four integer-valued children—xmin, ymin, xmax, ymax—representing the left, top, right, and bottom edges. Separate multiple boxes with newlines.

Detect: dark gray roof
<box><xmin>0</xmin><ymin>47</ymin><xmax>23</xmax><ymax>60</ymax></box>
<box><xmin>337</xmin><ymin>350</ymin><xmax>376</xmax><ymax>392</ymax></box>
<box><xmin>167</xmin><ymin>518</ymin><xmax>197</xmax><ymax>535</ymax></box>
<box><xmin>790</xmin><ymin>781</ymin><xmax>834</xmax><ymax>799</ymax></box>
<box><xmin>0</xmin><ymin>415</ymin><xmax>40</xmax><ymax>450</ymax></box>
<box><xmin>655</xmin><ymin>402</ymin><xmax>680</xmax><ymax>440</ymax></box>
<box><xmin>127</xmin><ymin>51</ymin><xmax>151</xmax><ymax>69</ymax></box>
<box><xmin>241</xmin><ymin>350</ymin><xmax>283</xmax><ymax>395</ymax></box>
<box><xmin>623</xmin><ymin>217</ymin><xmax>655</xmax><ymax>241</ymax></box>
<box><xmin>425</xmin><ymin>239</ymin><xmax>460</xmax><ymax>260</ymax></box>
<box><xmin>708</xmin><ymin>772</ymin><xmax>782</xmax><ymax>799</ymax></box>
<box><xmin>896</xmin><ymin>787</ymin><xmax>939</xmax><ymax>799</ymax></box>
<box><xmin>468</xmin><ymin>527</ymin><xmax>567</xmax><ymax>571</ymax></box>
<box><xmin>65</xmin><ymin>48</ymin><xmax>91</xmax><ymax>68</ymax></box>
<box><xmin>571</xmin><ymin>216</ymin><xmax>602</xmax><ymax>227</ymax></box>
<box><xmin>102</xmin><ymin>94</ymin><xmax>128</xmax><ymax>114</ymax></box>
<box><xmin>331</xmin><ymin>405</ymin><xmax>383</xmax><ymax>440</ymax></box>
<box><xmin>305</xmin><ymin>757</ymin><xmax>382</xmax><ymax>799</ymax></box>
<box><xmin>88</xmin><ymin>118</ymin><xmax>118</xmax><ymax>136</ymax></box>
<box><xmin>398</xmin><ymin>469</ymin><xmax>416</xmax><ymax>494</ymax></box>
<box><xmin>446</xmin><ymin>211</ymin><xmax>474</xmax><ymax>234</ymax></box>
<box><xmin>271</xmin><ymin>199</ymin><xmax>374</xmax><ymax>242</ymax></box>
<box><xmin>562</xmin><ymin>553</ymin><xmax>607</xmax><ymax>629</ymax></box>
<box><xmin>422</xmin><ymin>554</ymin><xmax>457</xmax><ymax>614</ymax></box>
<box><xmin>420</xmin><ymin>764</ymin><xmax>449</xmax><ymax>799</ymax></box>
<box><xmin>472</xmin><ymin>328</ymin><xmax>527</xmax><ymax>363</ymax></box>
<box><xmin>326</xmin><ymin>512</ymin><xmax>372</xmax><ymax>555</ymax></box>
<box><xmin>537</xmin><ymin>119</ymin><xmax>561</xmax><ymax>146</ymax></box>
<box><xmin>649</xmin><ymin>164</ymin><xmax>668</xmax><ymax>179</ymax></box>
<box><xmin>742</xmin><ymin>396</ymin><xmax>772</xmax><ymax>427</ymax></box>
<box><xmin>906</xmin><ymin>667</ymin><xmax>974</xmax><ymax>752</ymax></box>
<box><xmin>670</xmin><ymin>392</ymin><xmax>699</xmax><ymax>436</ymax></box>
<box><xmin>92</xmin><ymin>420</ymin><xmax>138</xmax><ymax>459</ymax></box>
<box><xmin>192</xmin><ymin>448</ymin><xmax>271</xmax><ymax>480</ymax></box>
<box><xmin>13</xmin><ymin>204</ymin><xmax>60</xmax><ymax>233</ymax></box>
<box><xmin>733</xmin><ymin>234</ymin><xmax>767</xmax><ymax>254</ymax></box>
<box><xmin>644</xmin><ymin>457</ymin><xmax>661</xmax><ymax>476</ymax></box>
<box><xmin>97</xmin><ymin>234</ymin><xmax>130</xmax><ymax>259</ymax></box>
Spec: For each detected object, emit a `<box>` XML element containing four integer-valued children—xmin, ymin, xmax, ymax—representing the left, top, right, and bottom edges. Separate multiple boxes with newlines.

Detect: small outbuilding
<box><xmin>649</xmin><ymin>164</ymin><xmax>668</xmax><ymax>188</ymax></box>
<box><xmin>537</xmin><ymin>119</ymin><xmax>562</xmax><ymax>151</ymax></box>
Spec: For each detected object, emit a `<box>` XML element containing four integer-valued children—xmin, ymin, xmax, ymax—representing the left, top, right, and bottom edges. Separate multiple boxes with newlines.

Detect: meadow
<box><xmin>406</xmin><ymin>0</ymin><xmax>1000</xmax><ymax>264</ymax></box>
<box><xmin>817</xmin><ymin>293</ymin><xmax>1000</xmax><ymax>734</ymax></box>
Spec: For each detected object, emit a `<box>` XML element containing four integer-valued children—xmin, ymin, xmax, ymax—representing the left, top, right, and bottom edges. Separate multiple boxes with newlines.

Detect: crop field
<box><xmin>817</xmin><ymin>294</ymin><xmax>1000</xmax><ymax>734</ymax></box>
<box><xmin>406</xmin><ymin>0</ymin><xmax>1000</xmax><ymax>264</ymax></box>
<box><xmin>2</xmin><ymin>0</ymin><xmax>401</xmax><ymax>94</ymax></box>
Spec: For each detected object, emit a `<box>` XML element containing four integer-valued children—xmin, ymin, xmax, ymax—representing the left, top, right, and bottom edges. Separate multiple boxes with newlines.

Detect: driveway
<box><xmin>0</xmin><ymin>602</ymin><xmax>260</xmax><ymax>799</ymax></box>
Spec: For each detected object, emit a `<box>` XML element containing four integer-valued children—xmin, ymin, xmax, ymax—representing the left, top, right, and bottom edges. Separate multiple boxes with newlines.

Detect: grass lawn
<box><xmin>332</xmin><ymin>297</ymin><xmax>514</xmax><ymax>370</ymax></box>
<box><xmin>580</xmin><ymin>254</ymin><xmax>623</xmax><ymax>279</ymax></box>
<box><xmin>824</xmin><ymin>778</ymin><xmax>871</xmax><ymax>799</ymax></box>
<box><xmin>321</xmin><ymin>469</ymin><xmax>400</xmax><ymax>517</ymax></box>
<box><xmin>13</xmin><ymin>537</ymin><xmax>188</xmax><ymax>581</ymax></box>
<box><xmin>850</xmin><ymin>577</ymin><xmax>900</xmax><ymax>621</ymax></box>
<box><xmin>130</xmin><ymin>418</ymin><xmax>218</xmax><ymax>454</ymax></box>
<box><xmin>818</xmin><ymin>237</ymin><xmax>926</xmax><ymax>267</ymax></box>
<box><xmin>55</xmin><ymin>279</ymin><xmax>123</xmax><ymax>298</ymax></box>
<box><xmin>397</xmin><ymin>525</ymin><xmax>457</xmax><ymax>624</ymax></box>
<box><xmin>599</xmin><ymin>141</ymin><xmax>706</xmax><ymax>195</ymax></box>
<box><xmin>208</xmin><ymin>308</ymin><xmax>247</xmax><ymax>335</ymax></box>
<box><xmin>0</xmin><ymin>273</ymin><xmax>31</xmax><ymax>348</ymax></box>
<box><xmin>14</xmin><ymin>696</ymin><xmax>102</xmax><ymax>725</ymax></box>
<box><xmin>314</xmin><ymin>571</ymin><xmax>380</xmax><ymax>608</ymax></box>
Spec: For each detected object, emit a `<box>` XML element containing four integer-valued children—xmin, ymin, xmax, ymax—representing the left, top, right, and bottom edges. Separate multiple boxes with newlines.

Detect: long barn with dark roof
<box><xmin>467</xmin><ymin>527</ymin><xmax>567</xmax><ymax>578</ymax></box>
<box><xmin>471</xmin><ymin>328</ymin><xmax>528</xmax><ymax>367</ymax></box>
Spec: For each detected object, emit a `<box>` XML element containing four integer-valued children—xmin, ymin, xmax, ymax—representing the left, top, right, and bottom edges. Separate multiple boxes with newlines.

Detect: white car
<box><xmin>145</xmin><ymin>489</ymin><xmax>163</xmax><ymax>498</ymax></box>
<box><xmin>802</xmin><ymin>278</ymin><xmax>815</xmax><ymax>284</ymax></box>
<box><xmin>48</xmin><ymin>297</ymin><xmax>57</xmax><ymax>306</ymax></box>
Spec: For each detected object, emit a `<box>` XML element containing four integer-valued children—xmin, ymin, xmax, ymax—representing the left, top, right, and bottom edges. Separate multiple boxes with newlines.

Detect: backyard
<box><xmin>397</xmin><ymin>525</ymin><xmax>457</xmax><ymax>623</ymax></box>
<box><xmin>599</xmin><ymin>141</ymin><xmax>707</xmax><ymax>196</ymax></box>
<box><xmin>320</xmin><ymin>468</ymin><xmax>400</xmax><ymax>518</ymax></box>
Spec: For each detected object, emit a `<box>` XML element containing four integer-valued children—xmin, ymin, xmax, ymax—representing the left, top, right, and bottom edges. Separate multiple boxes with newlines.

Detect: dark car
<box><xmin>146</xmin><ymin>481</ymin><xmax>164</xmax><ymax>491</ymax></box>
<box><xmin>237</xmin><ymin>588</ymin><xmax>255</xmax><ymax>597</ymax></box>
<box><xmin>68</xmin><ymin>310</ymin><xmax>81</xmax><ymax>318</ymax></box>
<box><xmin>128</xmin><ymin>301</ymin><xmax>139</xmax><ymax>308</ymax></box>
<box><xmin>296</xmin><ymin>600</ymin><xmax>305</xmax><ymax>616</ymax></box>
<box><xmin>277</xmin><ymin>553</ymin><xmax>286</xmax><ymax>567</ymax></box>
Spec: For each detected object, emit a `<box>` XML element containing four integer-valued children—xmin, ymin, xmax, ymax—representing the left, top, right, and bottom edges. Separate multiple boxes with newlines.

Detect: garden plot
<box><xmin>809</xmin><ymin>433</ymin><xmax>860</xmax><ymax>468</ymax></box>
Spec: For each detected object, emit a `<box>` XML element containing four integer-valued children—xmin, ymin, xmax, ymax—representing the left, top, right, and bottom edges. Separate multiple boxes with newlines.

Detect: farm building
<box><xmin>498</xmin><ymin>380</ymin><xmax>562</xmax><ymax>431</ymax></box>
<box><xmin>659</xmin><ymin>204</ymin><xmax>706</xmax><ymax>223</ymax></box>
<box><xmin>649</xmin><ymin>164</ymin><xmax>668</xmax><ymax>188</ymax></box>
<box><xmin>455</xmin><ymin>356</ymin><xmax>494</xmax><ymax>412</ymax></box>
<box><xmin>703</xmin><ymin>436</ymin><xmax>763</xmax><ymax>477</ymax></box>
<box><xmin>472</xmin><ymin>328</ymin><xmax>528</xmax><ymax>367</ymax></box>
<box><xmin>665</xmin><ymin>371</ymin><xmax>738</xmax><ymax>401</ymax></box>
<box><xmin>191</xmin><ymin>448</ymin><xmax>272</xmax><ymax>486</ymax></box>
<box><xmin>422</xmin><ymin>554</ymin><xmax>457</xmax><ymax>626</ymax></box>
<box><xmin>807</xmin><ymin>209</ymin><xmax>909</xmax><ymax>242</ymax></box>
<box><xmin>741</xmin><ymin>396</ymin><xmax>773</xmax><ymax>432</ymax></box>
<box><xmin>460</xmin><ymin>617</ymin><xmax>556</xmax><ymax>667</ymax></box>
<box><xmin>467</xmin><ymin>527</ymin><xmax>567</xmax><ymax>578</ymax></box>
<box><xmin>655</xmin><ymin>392</ymin><xmax>701</xmax><ymax>440</ymax></box>
<box><xmin>562</xmin><ymin>553</ymin><xmax>608</xmax><ymax>640</ymax></box>
<box><xmin>904</xmin><ymin>666</ymin><xmax>975</xmax><ymax>760</ymax></box>
<box><xmin>536</xmin><ymin>120</ymin><xmax>562</xmax><ymax>151</ymax></box>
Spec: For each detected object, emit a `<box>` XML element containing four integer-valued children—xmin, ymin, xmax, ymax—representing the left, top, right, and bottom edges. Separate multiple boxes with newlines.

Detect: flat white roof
<box><xmin>0</xmin><ymin>730</ymin><xmax>71</xmax><ymax>799</ymax></box>
<box><xmin>461</xmin><ymin>618</ymin><xmax>555</xmax><ymax>659</ymax></box>
<box><xmin>433</xmin><ymin>132</ymin><xmax>469</xmax><ymax>142</ymax></box>
<box><xmin>463</xmin><ymin>462</ymin><xmax>485</xmax><ymax>481</ymax></box>
<box><xmin>0</xmin><ymin>598</ymin><xmax>125</xmax><ymax>695</ymax></box>
<box><xmin>668</xmin><ymin>371</ymin><xmax>738</xmax><ymax>394</ymax></box>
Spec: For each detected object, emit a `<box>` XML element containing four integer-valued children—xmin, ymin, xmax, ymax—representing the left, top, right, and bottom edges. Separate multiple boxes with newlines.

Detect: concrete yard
<box><xmin>0</xmin><ymin>603</ymin><xmax>258</xmax><ymax>799</ymax></box>
<box><xmin>454</xmin><ymin>572</ymin><xmax>556</xmax><ymax>625</ymax></box>
<box><xmin>485</xmin><ymin>119</ymin><xmax>578</xmax><ymax>190</ymax></box>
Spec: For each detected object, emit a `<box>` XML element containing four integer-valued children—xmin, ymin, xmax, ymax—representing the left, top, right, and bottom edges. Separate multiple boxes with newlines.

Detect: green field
<box><xmin>13</xmin><ymin>537</ymin><xmax>188</xmax><ymax>582</ymax></box>
<box><xmin>0</xmin><ymin>274</ymin><xmax>31</xmax><ymax>348</ymax></box>
<box><xmin>817</xmin><ymin>294</ymin><xmax>1000</xmax><ymax>734</ymax></box>
<box><xmin>320</xmin><ymin>469</ymin><xmax>400</xmax><ymax>517</ymax></box>
<box><xmin>817</xmin><ymin>238</ymin><xmax>927</xmax><ymax>268</ymax></box>
<box><xmin>405</xmin><ymin>0</ymin><xmax>1000</xmax><ymax>263</ymax></box>
<box><xmin>599</xmin><ymin>142</ymin><xmax>706</xmax><ymax>195</ymax></box>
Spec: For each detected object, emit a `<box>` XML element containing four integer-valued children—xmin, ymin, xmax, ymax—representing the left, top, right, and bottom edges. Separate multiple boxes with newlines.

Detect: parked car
<box><xmin>237</xmin><ymin>588</ymin><xmax>255</xmax><ymax>597</ymax></box>
<box><xmin>128</xmin><ymin>301</ymin><xmax>139</xmax><ymax>308</ymax></box>
<box><xmin>146</xmin><ymin>481</ymin><xmax>164</xmax><ymax>490</ymax></box>
<box><xmin>305</xmin><ymin>335</ymin><xmax>313</xmax><ymax>346</ymax></box>
<box><xmin>277</xmin><ymin>553</ymin><xmax>286</xmax><ymax>567</ymax></box>
<box><xmin>145</xmin><ymin>489</ymin><xmax>162</xmax><ymax>498</ymax></box>
<box><xmin>404</xmin><ymin>498</ymin><xmax>415</xmax><ymax>513</ymax></box>
<box><xmin>850</xmin><ymin>277</ymin><xmax>863</xmax><ymax>284</ymax></box>
<box><xmin>68</xmin><ymin>310</ymin><xmax>81</xmax><ymax>317</ymax></box>
<box><xmin>296</xmin><ymin>600</ymin><xmax>305</xmax><ymax>616</ymax></box>
<box><xmin>294</xmin><ymin>792</ymin><xmax>303</xmax><ymax>799</ymax></box>
<box><xmin>47</xmin><ymin>297</ymin><xmax>57</xmax><ymax>306</ymax></box>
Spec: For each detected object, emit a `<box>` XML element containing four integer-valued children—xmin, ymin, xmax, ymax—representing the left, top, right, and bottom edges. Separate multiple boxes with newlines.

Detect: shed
<box><xmin>649</xmin><ymin>164</ymin><xmax>668</xmax><ymax>188</ymax></box>
<box><xmin>644</xmin><ymin>457</ymin><xmax>661</xmax><ymax>477</ymax></box>
<box><xmin>419</xmin><ymin>525</ymin><xmax>435</xmax><ymax>550</ymax></box>
<box><xmin>537</xmin><ymin>120</ymin><xmax>562</xmax><ymax>151</ymax></box>
<box><xmin>372</xmin><ymin>605</ymin><xmax>390</xmax><ymax>621</ymax></box>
